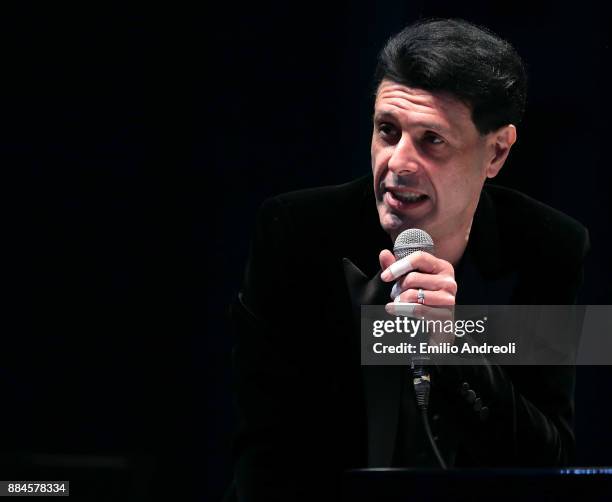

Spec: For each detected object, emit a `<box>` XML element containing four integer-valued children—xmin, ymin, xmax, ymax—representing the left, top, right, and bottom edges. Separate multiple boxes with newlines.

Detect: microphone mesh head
<box><xmin>393</xmin><ymin>228</ymin><xmax>434</xmax><ymax>259</ymax></box>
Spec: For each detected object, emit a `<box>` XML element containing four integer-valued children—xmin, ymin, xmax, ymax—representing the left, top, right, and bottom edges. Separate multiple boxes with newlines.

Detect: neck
<box><xmin>433</xmin><ymin>218</ymin><xmax>472</xmax><ymax>267</ymax></box>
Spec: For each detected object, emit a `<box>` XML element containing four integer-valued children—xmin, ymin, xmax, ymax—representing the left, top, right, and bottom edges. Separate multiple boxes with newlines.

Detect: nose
<box><xmin>387</xmin><ymin>135</ymin><xmax>420</xmax><ymax>175</ymax></box>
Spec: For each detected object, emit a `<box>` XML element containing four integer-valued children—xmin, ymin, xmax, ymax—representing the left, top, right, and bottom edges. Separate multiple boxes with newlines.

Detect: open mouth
<box><xmin>389</xmin><ymin>190</ymin><xmax>427</xmax><ymax>203</ymax></box>
<box><xmin>384</xmin><ymin>188</ymin><xmax>429</xmax><ymax>208</ymax></box>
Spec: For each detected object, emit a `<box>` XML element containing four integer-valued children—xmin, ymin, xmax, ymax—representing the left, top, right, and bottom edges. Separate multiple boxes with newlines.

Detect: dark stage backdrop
<box><xmin>4</xmin><ymin>3</ymin><xmax>610</xmax><ymax>501</ymax></box>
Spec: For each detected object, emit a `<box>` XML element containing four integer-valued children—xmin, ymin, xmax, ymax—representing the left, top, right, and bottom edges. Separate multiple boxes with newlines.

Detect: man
<box><xmin>229</xmin><ymin>19</ymin><xmax>589</xmax><ymax>501</ymax></box>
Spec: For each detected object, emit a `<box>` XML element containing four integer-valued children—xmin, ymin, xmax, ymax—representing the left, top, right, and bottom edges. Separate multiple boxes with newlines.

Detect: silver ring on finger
<box><xmin>417</xmin><ymin>288</ymin><xmax>425</xmax><ymax>305</ymax></box>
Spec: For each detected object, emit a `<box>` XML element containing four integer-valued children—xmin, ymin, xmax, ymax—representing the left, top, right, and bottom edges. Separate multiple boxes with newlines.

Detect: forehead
<box><xmin>374</xmin><ymin>80</ymin><xmax>475</xmax><ymax>134</ymax></box>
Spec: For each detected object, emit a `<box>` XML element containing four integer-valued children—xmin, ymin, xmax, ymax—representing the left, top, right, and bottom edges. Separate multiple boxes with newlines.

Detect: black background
<box><xmin>4</xmin><ymin>3</ymin><xmax>610</xmax><ymax>501</ymax></box>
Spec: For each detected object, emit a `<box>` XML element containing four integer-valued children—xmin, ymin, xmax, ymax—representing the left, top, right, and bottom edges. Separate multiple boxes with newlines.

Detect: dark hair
<box><xmin>374</xmin><ymin>18</ymin><xmax>527</xmax><ymax>134</ymax></box>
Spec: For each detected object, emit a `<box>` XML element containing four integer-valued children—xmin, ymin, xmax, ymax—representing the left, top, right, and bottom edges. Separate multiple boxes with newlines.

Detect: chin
<box><xmin>379</xmin><ymin>212</ymin><xmax>404</xmax><ymax>235</ymax></box>
<box><xmin>380</xmin><ymin>211</ymin><xmax>436</xmax><ymax>240</ymax></box>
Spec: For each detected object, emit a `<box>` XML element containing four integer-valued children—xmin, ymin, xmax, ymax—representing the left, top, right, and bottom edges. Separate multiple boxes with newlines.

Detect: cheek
<box><xmin>370</xmin><ymin>140</ymin><xmax>379</xmax><ymax>166</ymax></box>
<box><xmin>370</xmin><ymin>151</ymin><xmax>380</xmax><ymax>175</ymax></box>
<box><xmin>441</xmin><ymin>166</ymin><xmax>484</xmax><ymax>209</ymax></box>
<box><xmin>370</xmin><ymin>133</ymin><xmax>378</xmax><ymax>156</ymax></box>
<box><xmin>371</xmin><ymin>144</ymin><xmax>389</xmax><ymax>173</ymax></box>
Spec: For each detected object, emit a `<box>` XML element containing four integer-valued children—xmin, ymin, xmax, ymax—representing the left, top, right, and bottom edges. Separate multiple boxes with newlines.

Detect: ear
<box><xmin>485</xmin><ymin>124</ymin><xmax>517</xmax><ymax>179</ymax></box>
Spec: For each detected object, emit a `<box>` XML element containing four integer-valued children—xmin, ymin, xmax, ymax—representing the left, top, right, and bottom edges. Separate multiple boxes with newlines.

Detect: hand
<box><xmin>379</xmin><ymin>249</ymin><xmax>457</xmax><ymax>345</ymax></box>
<box><xmin>379</xmin><ymin>249</ymin><xmax>457</xmax><ymax>306</ymax></box>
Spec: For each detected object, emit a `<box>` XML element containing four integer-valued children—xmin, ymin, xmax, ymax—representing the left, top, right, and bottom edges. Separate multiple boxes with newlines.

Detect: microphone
<box><xmin>392</xmin><ymin>228</ymin><xmax>435</xmax><ymax>409</ymax></box>
<box><xmin>393</xmin><ymin>228</ymin><xmax>434</xmax><ymax>260</ymax></box>
<box><xmin>393</xmin><ymin>228</ymin><xmax>447</xmax><ymax>469</ymax></box>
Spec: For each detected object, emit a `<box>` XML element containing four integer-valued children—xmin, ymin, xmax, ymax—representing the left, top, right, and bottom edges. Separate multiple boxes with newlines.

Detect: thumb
<box><xmin>379</xmin><ymin>249</ymin><xmax>396</xmax><ymax>271</ymax></box>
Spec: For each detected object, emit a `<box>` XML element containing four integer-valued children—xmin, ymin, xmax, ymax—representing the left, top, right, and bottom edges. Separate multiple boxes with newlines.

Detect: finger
<box><xmin>395</xmin><ymin>288</ymin><xmax>455</xmax><ymax>306</ymax></box>
<box><xmin>379</xmin><ymin>249</ymin><xmax>396</xmax><ymax>272</ymax></box>
<box><xmin>385</xmin><ymin>302</ymin><xmax>418</xmax><ymax>317</ymax></box>
<box><xmin>397</xmin><ymin>251</ymin><xmax>454</xmax><ymax>276</ymax></box>
<box><xmin>396</xmin><ymin>271</ymin><xmax>457</xmax><ymax>296</ymax></box>
<box><xmin>385</xmin><ymin>302</ymin><xmax>454</xmax><ymax>320</ymax></box>
<box><xmin>381</xmin><ymin>255</ymin><xmax>415</xmax><ymax>281</ymax></box>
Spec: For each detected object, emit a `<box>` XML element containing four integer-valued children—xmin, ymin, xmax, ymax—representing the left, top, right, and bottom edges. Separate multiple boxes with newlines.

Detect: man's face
<box><xmin>371</xmin><ymin>80</ymin><xmax>496</xmax><ymax>243</ymax></box>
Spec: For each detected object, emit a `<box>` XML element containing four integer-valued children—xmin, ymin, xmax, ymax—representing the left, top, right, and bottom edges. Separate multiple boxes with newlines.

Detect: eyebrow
<box><xmin>373</xmin><ymin>110</ymin><xmax>449</xmax><ymax>135</ymax></box>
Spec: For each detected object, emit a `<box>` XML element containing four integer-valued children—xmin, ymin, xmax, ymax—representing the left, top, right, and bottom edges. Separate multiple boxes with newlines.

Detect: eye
<box><xmin>424</xmin><ymin>132</ymin><xmax>444</xmax><ymax>145</ymax></box>
<box><xmin>377</xmin><ymin>122</ymin><xmax>399</xmax><ymax>139</ymax></box>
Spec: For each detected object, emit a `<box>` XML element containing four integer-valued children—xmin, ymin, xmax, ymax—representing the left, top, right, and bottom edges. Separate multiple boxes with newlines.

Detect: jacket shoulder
<box><xmin>256</xmin><ymin>175</ymin><xmax>372</xmax><ymax>239</ymax></box>
<box><xmin>484</xmin><ymin>183</ymin><xmax>590</xmax><ymax>265</ymax></box>
<box><xmin>267</xmin><ymin>175</ymin><xmax>370</xmax><ymax>216</ymax></box>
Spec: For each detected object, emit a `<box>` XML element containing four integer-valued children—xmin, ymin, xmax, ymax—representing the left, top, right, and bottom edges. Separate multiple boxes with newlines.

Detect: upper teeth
<box><xmin>393</xmin><ymin>192</ymin><xmax>423</xmax><ymax>202</ymax></box>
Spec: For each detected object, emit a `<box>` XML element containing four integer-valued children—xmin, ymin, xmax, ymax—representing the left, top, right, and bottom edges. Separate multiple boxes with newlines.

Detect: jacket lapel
<box><xmin>342</xmin><ymin>257</ymin><xmax>401</xmax><ymax>467</ymax></box>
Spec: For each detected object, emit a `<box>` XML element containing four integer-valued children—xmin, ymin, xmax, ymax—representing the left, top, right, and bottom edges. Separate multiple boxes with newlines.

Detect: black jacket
<box><xmin>229</xmin><ymin>175</ymin><xmax>590</xmax><ymax>501</ymax></box>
